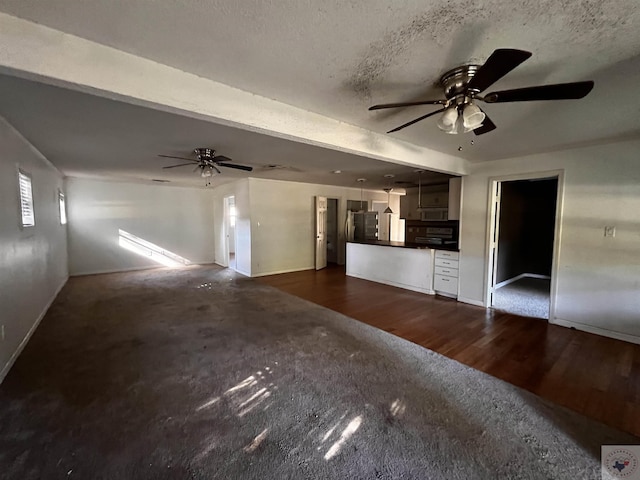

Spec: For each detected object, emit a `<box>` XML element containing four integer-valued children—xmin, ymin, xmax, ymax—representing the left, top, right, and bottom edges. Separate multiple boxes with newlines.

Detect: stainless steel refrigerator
<box><xmin>346</xmin><ymin>211</ymin><xmax>379</xmax><ymax>242</ymax></box>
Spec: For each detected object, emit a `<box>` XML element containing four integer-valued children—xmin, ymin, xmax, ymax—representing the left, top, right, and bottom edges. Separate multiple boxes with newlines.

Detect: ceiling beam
<box><xmin>0</xmin><ymin>13</ymin><xmax>469</xmax><ymax>176</ymax></box>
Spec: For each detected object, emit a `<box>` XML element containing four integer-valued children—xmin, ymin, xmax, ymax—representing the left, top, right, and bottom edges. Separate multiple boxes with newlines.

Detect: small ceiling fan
<box><xmin>158</xmin><ymin>148</ymin><xmax>253</xmax><ymax>179</ymax></box>
<box><xmin>368</xmin><ymin>49</ymin><xmax>594</xmax><ymax>135</ymax></box>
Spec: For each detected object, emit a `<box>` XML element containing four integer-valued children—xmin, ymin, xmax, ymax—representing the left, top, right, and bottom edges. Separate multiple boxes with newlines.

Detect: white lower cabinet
<box><xmin>433</xmin><ymin>250</ymin><xmax>459</xmax><ymax>297</ymax></box>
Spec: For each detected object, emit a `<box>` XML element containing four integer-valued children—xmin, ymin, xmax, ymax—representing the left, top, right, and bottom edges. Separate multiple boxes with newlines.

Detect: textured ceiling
<box><xmin>1</xmin><ymin>0</ymin><xmax>639</xmax><ymax>161</ymax></box>
<box><xmin>0</xmin><ymin>74</ymin><xmax>451</xmax><ymax>189</ymax></box>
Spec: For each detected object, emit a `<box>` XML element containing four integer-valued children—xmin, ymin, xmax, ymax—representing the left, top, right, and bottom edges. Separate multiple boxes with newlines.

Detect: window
<box><xmin>18</xmin><ymin>170</ymin><xmax>35</xmax><ymax>227</ymax></box>
<box><xmin>58</xmin><ymin>190</ymin><xmax>67</xmax><ymax>225</ymax></box>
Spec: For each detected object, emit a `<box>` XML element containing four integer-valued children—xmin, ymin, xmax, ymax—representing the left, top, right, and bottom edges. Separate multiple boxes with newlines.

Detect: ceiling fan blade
<box><xmin>473</xmin><ymin>113</ymin><xmax>496</xmax><ymax>135</ymax></box>
<box><xmin>466</xmin><ymin>49</ymin><xmax>532</xmax><ymax>93</ymax></box>
<box><xmin>162</xmin><ymin>162</ymin><xmax>197</xmax><ymax>169</ymax></box>
<box><xmin>483</xmin><ymin>81</ymin><xmax>594</xmax><ymax>103</ymax></box>
<box><xmin>387</xmin><ymin>108</ymin><xmax>446</xmax><ymax>133</ymax></box>
<box><xmin>213</xmin><ymin>155</ymin><xmax>233</xmax><ymax>163</ymax></box>
<box><xmin>158</xmin><ymin>154</ymin><xmax>196</xmax><ymax>162</ymax></box>
<box><xmin>217</xmin><ymin>162</ymin><xmax>253</xmax><ymax>172</ymax></box>
<box><xmin>369</xmin><ymin>99</ymin><xmax>446</xmax><ymax>111</ymax></box>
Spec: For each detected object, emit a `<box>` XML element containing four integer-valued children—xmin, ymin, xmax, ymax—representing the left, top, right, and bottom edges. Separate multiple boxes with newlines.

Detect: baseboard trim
<box><xmin>70</xmin><ymin>265</ymin><xmax>163</xmax><ymax>276</ymax></box>
<box><xmin>436</xmin><ymin>292</ymin><xmax>458</xmax><ymax>299</ymax></box>
<box><xmin>235</xmin><ymin>268</ymin><xmax>251</xmax><ymax>277</ymax></box>
<box><xmin>70</xmin><ymin>261</ymin><xmax>218</xmax><ymax>277</ymax></box>
<box><xmin>457</xmin><ymin>296</ymin><xmax>485</xmax><ymax>307</ymax></box>
<box><xmin>214</xmin><ymin>261</ymin><xmax>228</xmax><ymax>268</ymax></box>
<box><xmin>526</xmin><ymin>274</ymin><xmax>552</xmax><ymax>280</ymax></box>
<box><xmin>346</xmin><ymin>272</ymin><xmax>433</xmax><ymax>295</ymax></box>
<box><xmin>495</xmin><ymin>273</ymin><xmax>551</xmax><ymax>289</ymax></box>
<box><xmin>251</xmin><ymin>267</ymin><xmax>315</xmax><ymax>278</ymax></box>
<box><xmin>552</xmin><ymin>318</ymin><xmax>640</xmax><ymax>345</ymax></box>
<box><xmin>0</xmin><ymin>275</ymin><xmax>68</xmax><ymax>384</ymax></box>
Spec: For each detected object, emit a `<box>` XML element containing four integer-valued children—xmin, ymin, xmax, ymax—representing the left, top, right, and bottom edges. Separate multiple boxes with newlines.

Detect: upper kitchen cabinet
<box><xmin>399</xmin><ymin>177</ymin><xmax>462</xmax><ymax>221</ymax></box>
<box><xmin>448</xmin><ymin>177</ymin><xmax>462</xmax><ymax>221</ymax></box>
<box><xmin>422</xmin><ymin>192</ymin><xmax>449</xmax><ymax>207</ymax></box>
<box><xmin>400</xmin><ymin>193</ymin><xmax>419</xmax><ymax>220</ymax></box>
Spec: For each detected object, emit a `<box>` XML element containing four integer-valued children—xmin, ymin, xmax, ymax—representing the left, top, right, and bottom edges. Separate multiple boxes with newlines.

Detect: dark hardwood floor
<box><xmin>259</xmin><ymin>265</ymin><xmax>640</xmax><ymax>438</ymax></box>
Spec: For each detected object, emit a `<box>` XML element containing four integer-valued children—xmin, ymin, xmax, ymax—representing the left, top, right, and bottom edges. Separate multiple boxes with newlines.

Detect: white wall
<box><xmin>0</xmin><ymin>116</ymin><xmax>68</xmax><ymax>382</ymax></box>
<box><xmin>211</xmin><ymin>179</ymin><xmax>251</xmax><ymax>276</ymax></box>
<box><xmin>248</xmin><ymin>178</ymin><xmax>402</xmax><ymax>277</ymax></box>
<box><xmin>66</xmin><ymin>178</ymin><xmax>215</xmax><ymax>275</ymax></box>
<box><xmin>459</xmin><ymin>140</ymin><xmax>640</xmax><ymax>343</ymax></box>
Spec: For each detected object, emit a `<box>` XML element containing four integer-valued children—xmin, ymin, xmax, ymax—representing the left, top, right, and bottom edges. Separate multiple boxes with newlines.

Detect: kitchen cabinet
<box><xmin>400</xmin><ymin>194</ymin><xmax>419</xmax><ymax>220</ymax></box>
<box><xmin>448</xmin><ymin>177</ymin><xmax>462</xmax><ymax>220</ymax></box>
<box><xmin>433</xmin><ymin>250</ymin><xmax>459</xmax><ymax>297</ymax></box>
<box><xmin>400</xmin><ymin>190</ymin><xmax>448</xmax><ymax>219</ymax></box>
<box><xmin>421</xmin><ymin>192</ymin><xmax>449</xmax><ymax>207</ymax></box>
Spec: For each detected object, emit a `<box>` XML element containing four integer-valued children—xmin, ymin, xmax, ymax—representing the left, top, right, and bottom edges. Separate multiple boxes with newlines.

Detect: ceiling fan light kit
<box><xmin>201</xmin><ymin>166</ymin><xmax>216</xmax><ymax>178</ymax></box>
<box><xmin>462</xmin><ymin>103</ymin><xmax>485</xmax><ymax>129</ymax></box>
<box><xmin>437</xmin><ymin>101</ymin><xmax>485</xmax><ymax>135</ymax></box>
<box><xmin>437</xmin><ymin>106</ymin><xmax>459</xmax><ymax>132</ymax></box>
<box><xmin>158</xmin><ymin>147</ymin><xmax>253</xmax><ymax>185</ymax></box>
<box><xmin>369</xmin><ymin>49</ymin><xmax>594</xmax><ymax>136</ymax></box>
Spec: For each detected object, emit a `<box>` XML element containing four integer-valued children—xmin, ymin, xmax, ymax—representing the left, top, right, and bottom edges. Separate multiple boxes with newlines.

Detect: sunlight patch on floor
<box><xmin>118</xmin><ymin>229</ymin><xmax>190</xmax><ymax>267</ymax></box>
<box><xmin>220</xmin><ymin>364</ymin><xmax>278</xmax><ymax>418</ymax></box>
<box><xmin>320</xmin><ymin>413</ymin><xmax>347</xmax><ymax>445</ymax></box>
<box><xmin>196</xmin><ymin>396</ymin><xmax>220</xmax><ymax>412</ymax></box>
<box><xmin>390</xmin><ymin>399</ymin><xmax>406</xmax><ymax>417</ymax></box>
<box><xmin>225</xmin><ymin>376</ymin><xmax>258</xmax><ymax>395</ymax></box>
<box><xmin>324</xmin><ymin>415</ymin><xmax>363</xmax><ymax>460</ymax></box>
<box><xmin>244</xmin><ymin>428</ymin><xmax>269</xmax><ymax>453</ymax></box>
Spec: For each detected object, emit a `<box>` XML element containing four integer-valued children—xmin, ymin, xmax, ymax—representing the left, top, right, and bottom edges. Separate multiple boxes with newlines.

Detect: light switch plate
<box><xmin>604</xmin><ymin>226</ymin><xmax>616</xmax><ymax>237</ymax></box>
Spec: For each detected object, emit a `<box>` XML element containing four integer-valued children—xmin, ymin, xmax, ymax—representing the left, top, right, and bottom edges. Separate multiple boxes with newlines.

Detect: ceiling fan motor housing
<box><xmin>440</xmin><ymin>65</ymin><xmax>483</xmax><ymax>99</ymax></box>
<box><xmin>195</xmin><ymin>147</ymin><xmax>216</xmax><ymax>160</ymax></box>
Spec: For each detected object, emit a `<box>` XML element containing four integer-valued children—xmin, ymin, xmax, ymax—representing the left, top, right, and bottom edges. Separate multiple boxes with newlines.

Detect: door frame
<box><xmin>483</xmin><ymin>169</ymin><xmax>564</xmax><ymax>321</ymax></box>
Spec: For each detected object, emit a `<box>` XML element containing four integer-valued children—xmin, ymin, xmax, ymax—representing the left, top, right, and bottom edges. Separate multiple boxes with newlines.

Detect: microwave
<box><xmin>420</xmin><ymin>208</ymin><xmax>448</xmax><ymax>221</ymax></box>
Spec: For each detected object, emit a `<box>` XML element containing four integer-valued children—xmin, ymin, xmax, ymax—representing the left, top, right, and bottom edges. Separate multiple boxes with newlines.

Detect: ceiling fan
<box><xmin>158</xmin><ymin>148</ymin><xmax>253</xmax><ymax>179</ymax></box>
<box><xmin>368</xmin><ymin>49</ymin><xmax>594</xmax><ymax>135</ymax></box>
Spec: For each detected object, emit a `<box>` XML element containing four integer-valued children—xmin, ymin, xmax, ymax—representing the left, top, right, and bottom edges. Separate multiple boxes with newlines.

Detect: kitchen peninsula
<box><xmin>346</xmin><ymin>240</ymin><xmax>459</xmax><ymax>296</ymax></box>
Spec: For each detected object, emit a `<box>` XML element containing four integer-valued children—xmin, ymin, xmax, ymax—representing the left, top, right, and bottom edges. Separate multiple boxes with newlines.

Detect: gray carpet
<box><xmin>493</xmin><ymin>276</ymin><xmax>551</xmax><ymax>319</ymax></box>
<box><xmin>0</xmin><ymin>266</ymin><xmax>635</xmax><ymax>479</ymax></box>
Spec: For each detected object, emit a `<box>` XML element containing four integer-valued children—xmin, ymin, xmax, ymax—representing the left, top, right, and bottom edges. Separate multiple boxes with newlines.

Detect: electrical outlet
<box><xmin>604</xmin><ymin>226</ymin><xmax>616</xmax><ymax>238</ymax></box>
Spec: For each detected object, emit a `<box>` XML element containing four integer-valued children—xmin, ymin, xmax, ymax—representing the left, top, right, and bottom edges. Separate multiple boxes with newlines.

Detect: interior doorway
<box><xmin>224</xmin><ymin>195</ymin><xmax>237</xmax><ymax>270</ymax></box>
<box><xmin>315</xmin><ymin>196</ymin><xmax>340</xmax><ymax>270</ymax></box>
<box><xmin>315</xmin><ymin>196</ymin><xmax>328</xmax><ymax>270</ymax></box>
<box><xmin>326</xmin><ymin>198</ymin><xmax>339</xmax><ymax>264</ymax></box>
<box><xmin>488</xmin><ymin>176</ymin><xmax>559</xmax><ymax>320</ymax></box>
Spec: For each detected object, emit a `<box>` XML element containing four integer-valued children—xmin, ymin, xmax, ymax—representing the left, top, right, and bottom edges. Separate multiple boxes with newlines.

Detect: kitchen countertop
<box><xmin>347</xmin><ymin>239</ymin><xmax>459</xmax><ymax>252</ymax></box>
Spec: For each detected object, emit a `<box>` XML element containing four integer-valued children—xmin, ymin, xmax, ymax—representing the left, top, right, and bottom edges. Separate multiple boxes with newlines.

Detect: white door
<box><xmin>315</xmin><ymin>196</ymin><xmax>328</xmax><ymax>270</ymax></box>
